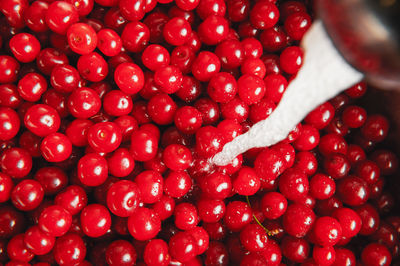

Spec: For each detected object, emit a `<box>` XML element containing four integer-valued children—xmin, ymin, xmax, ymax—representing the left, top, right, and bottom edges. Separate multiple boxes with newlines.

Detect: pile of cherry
<box><xmin>0</xmin><ymin>0</ymin><xmax>399</xmax><ymax>265</ymax></box>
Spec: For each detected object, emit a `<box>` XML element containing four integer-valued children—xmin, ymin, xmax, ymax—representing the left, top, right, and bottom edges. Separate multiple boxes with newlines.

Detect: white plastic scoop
<box><xmin>213</xmin><ymin>20</ymin><xmax>364</xmax><ymax>166</ymax></box>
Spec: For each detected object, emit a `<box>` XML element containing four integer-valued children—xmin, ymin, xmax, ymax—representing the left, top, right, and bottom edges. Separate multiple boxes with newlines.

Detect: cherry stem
<box><xmin>245</xmin><ymin>195</ymin><xmax>279</xmax><ymax>236</ymax></box>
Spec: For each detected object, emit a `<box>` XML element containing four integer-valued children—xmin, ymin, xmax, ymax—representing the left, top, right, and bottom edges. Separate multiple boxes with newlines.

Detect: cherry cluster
<box><xmin>0</xmin><ymin>0</ymin><xmax>399</xmax><ymax>265</ymax></box>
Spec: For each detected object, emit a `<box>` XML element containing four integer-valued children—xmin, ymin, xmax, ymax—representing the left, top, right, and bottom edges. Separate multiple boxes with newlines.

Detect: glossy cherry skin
<box><xmin>0</xmin><ymin>147</ymin><xmax>32</xmax><ymax>178</ymax></box>
<box><xmin>191</xmin><ymin>51</ymin><xmax>221</xmax><ymax>82</ymax></box>
<box><xmin>169</xmin><ymin>231</ymin><xmax>197</xmax><ymax>262</ymax></box>
<box><xmin>0</xmin><ymin>107</ymin><xmax>20</xmax><ymax>141</ymax></box>
<box><xmin>87</xmin><ymin>122</ymin><xmax>122</xmax><ymax>153</ymax></box>
<box><xmin>106</xmin><ymin>240</ymin><xmax>137</xmax><ymax>266</ymax></box>
<box><xmin>283</xmin><ymin>203</ymin><xmax>316</xmax><ymax>238</ymax></box>
<box><xmin>7</xmin><ymin>234</ymin><xmax>34</xmax><ymax>262</ymax></box>
<box><xmin>232</xmin><ymin>166</ymin><xmax>260</xmax><ymax>196</ymax></box>
<box><xmin>9</xmin><ymin>33</ymin><xmax>41</xmax><ymax>63</ymax></box>
<box><xmin>77</xmin><ymin>153</ymin><xmax>108</xmax><ymax>187</ymax></box>
<box><xmin>207</xmin><ymin>72</ymin><xmax>238</xmax><ymax>103</ymax></box>
<box><xmin>163</xmin><ymin>17</ymin><xmax>192</xmax><ymax>46</ymax></box>
<box><xmin>34</xmin><ymin>166</ymin><xmax>68</xmax><ymax>195</ymax></box>
<box><xmin>127</xmin><ymin>207</ymin><xmax>161</xmax><ymax>241</ymax></box>
<box><xmin>67</xmin><ymin>23</ymin><xmax>98</xmax><ymax>55</ymax></box>
<box><xmin>0</xmin><ymin>56</ymin><xmax>19</xmax><ymax>83</ymax></box>
<box><xmin>0</xmin><ymin>173</ymin><xmax>13</xmax><ymax>202</ymax></box>
<box><xmin>24</xmin><ymin>104</ymin><xmax>60</xmax><ymax>137</ymax></box>
<box><xmin>45</xmin><ymin>1</ymin><xmax>79</xmax><ymax>34</ymax></box>
<box><xmin>337</xmin><ymin>176</ymin><xmax>369</xmax><ymax>206</ymax></box>
<box><xmin>38</xmin><ymin>205</ymin><xmax>72</xmax><ymax>237</ymax></box>
<box><xmin>361</xmin><ymin>243</ymin><xmax>392</xmax><ymax>266</ymax></box>
<box><xmin>135</xmin><ymin>170</ymin><xmax>163</xmax><ymax>204</ymax></box>
<box><xmin>53</xmin><ymin>233</ymin><xmax>86</xmax><ymax>265</ymax></box>
<box><xmin>312</xmin><ymin>216</ymin><xmax>342</xmax><ymax>247</ymax></box>
<box><xmin>224</xmin><ymin>201</ymin><xmax>252</xmax><ymax>232</ymax></box>
<box><xmin>11</xmin><ymin>179</ymin><xmax>44</xmax><ymax>211</ymax></box>
<box><xmin>332</xmin><ymin>207</ymin><xmax>362</xmax><ymax>238</ymax></box>
<box><xmin>144</xmin><ymin>239</ymin><xmax>170</xmax><ymax>266</ymax></box>
<box><xmin>163</xmin><ymin>170</ymin><xmax>192</xmax><ymax>199</ymax></box>
<box><xmin>97</xmin><ymin>28</ymin><xmax>122</xmax><ymax>57</ymax></box>
<box><xmin>250</xmin><ymin>1</ymin><xmax>279</xmax><ymax>29</ymax></box>
<box><xmin>0</xmin><ymin>205</ymin><xmax>25</xmax><ymax>239</ymax></box>
<box><xmin>80</xmin><ymin>204</ymin><xmax>111</xmax><ymax>237</ymax></box>
<box><xmin>0</xmin><ymin>84</ymin><xmax>22</xmax><ymax>108</ymax></box>
<box><xmin>107</xmin><ymin>148</ymin><xmax>135</xmax><ymax>177</ymax></box>
<box><xmin>24</xmin><ymin>225</ymin><xmax>55</xmax><ymax>255</ymax></box>
<box><xmin>198</xmin><ymin>15</ymin><xmax>229</xmax><ymax>45</ymax></box>
<box><xmin>162</xmin><ymin>144</ymin><xmax>192</xmax><ymax>171</ymax></box>
<box><xmin>54</xmin><ymin>185</ymin><xmax>88</xmax><ymax>215</ymax></box>
<box><xmin>261</xmin><ymin>191</ymin><xmax>287</xmax><ymax>220</ymax></box>
<box><xmin>68</xmin><ymin>87</ymin><xmax>101</xmax><ymax>119</ymax></box>
<box><xmin>114</xmin><ymin>62</ymin><xmax>145</xmax><ymax>95</ymax></box>
<box><xmin>107</xmin><ymin>180</ymin><xmax>141</xmax><ymax>217</ymax></box>
<box><xmin>130</xmin><ymin>129</ymin><xmax>158</xmax><ymax>161</ymax></box>
<box><xmin>40</xmin><ymin>133</ymin><xmax>72</xmax><ymax>162</ymax></box>
<box><xmin>147</xmin><ymin>93</ymin><xmax>177</xmax><ymax>125</ymax></box>
<box><xmin>77</xmin><ymin>52</ymin><xmax>108</xmax><ymax>82</ymax></box>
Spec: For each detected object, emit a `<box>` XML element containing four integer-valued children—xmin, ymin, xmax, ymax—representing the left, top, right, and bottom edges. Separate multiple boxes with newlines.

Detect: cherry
<box><xmin>7</xmin><ymin>234</ymin><xmax>34</xmax><ymax>262</ymax></box>
<box><xmin>142</xmin><ymin>44</ymin><xmax>170</xmax><ymax>71</ymax></box>
<box><xmin>0</xmin><ymin>147</ymin><xmax>32</xmax><ymax>178</ymax></box>
<box><xmin>337</xmin><ymin>176</ymin><xmax>369</xmax><ymax>206</ymax></box>
<box><xmin>237</xmin><ymin>74</ymin><xmax>266</xmax><ymax>105</ymax></box>
<box><xmin>163</xmin><ymin>170</ymin><xmax>192</xmax><ymax>198</ymax></box>
<box><xmin>121</xmin><ymin>21</ymin><xmax>149</xmax><ymax>53</ymax></box>
<box><xmin>191</xmin><ymin>51</ymin><xmax>221</xmax><ymax>82</ymax></box>
<box><xmin>283</xmin><ymin>203</ymin><xmax>315</xmax><ymax>238</ymax></box>
<box><xmin>250</xmin><ymin>1</ymin><xmax>279</xmax><ymax>29</ymax></box>
<box><xmin>0</xmin><ymin>107</ymin><xmax>20</xmax><ymax>141</ymax></box>
<box><xmin>77</xmin><ymin>153</ymin><xmax>108</xmax><ymax>187</ymax></box>
<box><xmin>106</xmin><ymin>240</ymin><xmax>137</xmax><ymax>266</ymax></box>
<box><xmin>67</xmin><ymin>23</ymin><xmax>98</xmax><ymax>55</ymax></box>
<box><xmin>240</xmin><ymin>223</ymin><xmax>268</xmax><ymax>252</ymax></box>
<box><xmin>279</xmin><ymin>168</ymin><xmax>309</xmax><ymax>201</ymax></box>
<box><xmin>24</xmin><ymin>104</ymin><xmax>60</xmax><ymax>137</ymax></box>
<box><xmin>144</xmin><ymin>239</ymin><xmax>170</xmax><ymax>266</ymax></box>
<box><xmin>68</xmin><ymin>87</ymin><xmax>101</xmax><ymax>119</ymax></box>
<box><xmin>207</xmin><ymin>72</ymin><xmax>238</xmax><ymax>103</ymax></box>
<box><xmin>174</xmin><ymin>202</ymin><xmax>199</xmax><ymax>230</ymax></box>
<box><xmin>163</xmin><ymin>17</ymin><xmax>192</xmax><ymax>46</ymax></box>
<box><xmin>200</xmin><ymin>171</ymin><xmax>232</xmax><ymax>199</ymax></box>
<box><xmin>281</xmin><ymin>235</ymin><xmax>310</xmax><ymax>263</ymax></box>
<box><xmin>77</xmin><ymin>52</ymin><xmax>108</xmax><ymax>82</ymax></box>
<box><xmin>9</xmin><ymin>33</ymin><xmax>41</xmax><ymax>63</ymax></box>
<box><xmin>312</xmin><ymin>245</ymin><xmax>335</xmax><ymax>266</ymax></box>
<box><xmin>0</xmin><ymin>84</ymin><xmax>22</xmax><ymax>108</ymax></box>
<box><xmin>80</xmin><ymin>203</ymin><xmax>111</xmax><ymax>237</ymax></box>
<box><xmin>46</xmin><ymin>1</ymin><xmax>79</xmax><ymax>34</ymax></box>
<box><xmin>195</xmin><ymin>126</ymin><xmax>224</xmax><ymax>158</ymax></box>
<box><xmin>127</xmin><ymin>207</ymin><xmax>161</xmax><ymax>241</ymax></box>
<box><xmin>130</xmin><ymin>129</ymin><xmax>158</xmax><ymax>161</ymax></box>
<box><xmin>152</xmin><ymin>195</ymin><xmax>175</xmax><ymax>220</ymax></box>
<box><xmin>97</xmin><ymin>28</ymin><xmax>122</xmax><ymax>57</ymax></box>
<box><xmin>194</xmin><ymin>97</ymin><xmax>221</xmax><ymax>125</ymax></box>
<box><xmin>11</xmin><ymin>179</ymin><xmax>44</xmax><ymax>211</ymax></box>
<box><xmin>361</xmin><ymin>114</ymin><xmax>389</xmax><ymax>142</ymax></box>
<box><xmin>24</xmin><ymin>225</ymin><xmax>55</xmax><ymax>255</ymax></box>
<box><xmin>135</xmin><ymin>170</ymin><xmax>163</xmax><ymax>204</ymax></box>
<box><xmin>309</xmin><ymin>173</ymin><xmax>336</xmax><ymax>200</ymax></box>
<box><xmin>154</xmin><ymin>65</ymin><xmax>183</xmax><ymax>94</ymax></box>
<box><xmin>284</xmin><ymin>11</ymin><xmax>311</xmax><ymax>41</ymax></box>
<box><xmin>279</xmin><ymin>46</ymin><xmax>303</xmax><ymax>74</ymax></box>
<box><xmin>356</xmin><ymin>204</ymin><xmax>380</xmax><ymax>235</ymax></box>
<box><xmin>54</xmin><ymin>185</ymin><xmax>87</xmax><ymax>215</ymax></box>
<box><xmin>261</xmin><ymin>191</ymin><xmax>287</xmax><ymax>219</ymax></box>
<box><xmin>224</xmin><ymin>201</ymin><xmax>252</xmax><ymax>232</ymax></box>
<box><xmin>169</xmin><ymin>231</ymin><xmax>197</xmax><ymax>262</ymax></box>
<box><xmin>87</xmin><ymin>121</ymin><xmax>122</xmax><ymax>153</ymax></box>
<box><xmin>361</xmin><ymin>243</ymin><xmax>392</xmax><ymax>266</ymax></box>
<box><xmin>53</xmin><ymin>233</ymin><xmax>86</xmax><ymax>265</ymax></box>
<box><xmin>233</xmin><ymin>166</ymin><xmax>261</xmax><ymax>196</ymax></box>
<box><xmin>119</xmin><ymin>0</ymin><xmax>146</xmax><ymax>21</ymax></box>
